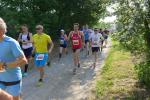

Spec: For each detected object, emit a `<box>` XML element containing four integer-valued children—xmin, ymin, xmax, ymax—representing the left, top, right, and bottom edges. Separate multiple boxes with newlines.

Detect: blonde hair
<box><xmin>36</xmin><ymin>25</ymin><xmax>44</xmax><ymax>30</ymax></box>
<box><xmin>0</xmin><ymin>17</ymin><xmax>7</xmax><ymax>33</ymax></box>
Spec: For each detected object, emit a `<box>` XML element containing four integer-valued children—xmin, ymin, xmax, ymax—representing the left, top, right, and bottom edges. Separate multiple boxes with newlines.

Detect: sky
<box><xmin>101</xmin><ymin>4</ymin><xmax>117</xmax><ymax>23</ymax></box>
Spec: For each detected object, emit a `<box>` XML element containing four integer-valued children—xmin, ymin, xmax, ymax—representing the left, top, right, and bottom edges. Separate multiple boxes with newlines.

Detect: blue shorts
<box><xmin>0</xmin><ymin>81</ymin><xmax>22</xmax><ymax>96</ymax></box>
<box><xmin>34</xmin><ymin>53</ymin><xmax>49</xmax><ymax>67</ymax></box>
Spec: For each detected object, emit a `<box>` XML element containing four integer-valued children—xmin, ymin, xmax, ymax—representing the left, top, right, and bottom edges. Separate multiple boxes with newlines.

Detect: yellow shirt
<box><xmin>33</xmin><ymin>33</ymin><xmax>52</xmax><ymax>53</ymax></box>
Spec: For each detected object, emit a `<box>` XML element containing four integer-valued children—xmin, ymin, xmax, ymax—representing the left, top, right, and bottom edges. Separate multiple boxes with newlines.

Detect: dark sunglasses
<box><xmin>36</xmin><ymin>28</ymin><xmax>42</xmax><ymax>30</ymax></box>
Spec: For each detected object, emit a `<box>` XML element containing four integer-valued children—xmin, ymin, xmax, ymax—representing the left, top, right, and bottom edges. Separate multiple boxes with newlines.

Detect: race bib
<box><xmin>73</xmin><ymin>40</ymin><xmax>79</xmax><ymax>45</ymax></box>
<box><xmin>36</xmin><ymin>54</ymin><xmax>44</xmax><ymax>60</ymax></box>
<box><xmin>93</xmin><ymin>37</ymin><xmax>98</xmax><ymax>45</ymax></box>
<box><xmin>60</xmin><ymin>40</ymin><xmax>64</xmax><ymax>44</ymax></box>
<box><xmin>93</xmin><ymin>41</ymin><xmax>98</xmax><ymax>45</ymax></box>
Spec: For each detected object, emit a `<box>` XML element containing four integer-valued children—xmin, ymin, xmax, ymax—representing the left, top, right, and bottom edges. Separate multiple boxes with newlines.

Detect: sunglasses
<box><xmin>36</xmin><ymin>28</ymin><xmax>42</xmax><ymax>30</ymax></box>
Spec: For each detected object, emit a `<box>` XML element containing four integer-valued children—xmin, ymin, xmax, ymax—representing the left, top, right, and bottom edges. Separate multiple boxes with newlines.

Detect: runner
<box><xmin>99</xmin><ymin>28</ymin><xmax>104</xmax><ymax>52</ymax></box>
<box><xmin>103</xmin><ymin>29</ymin><xmax>109</xmax><ymax>48</ymax></box>
<box><xmin>33</xmin><ymin>25</ymin><xmax>54</xmax><ymax>86</ymax></box>
<box><xmin>90</xmin><ymin>28</ymin><xmax>104</xmax><ymax>69</ymax></box>
<box><xmin>59</xmin><ymin>29</ymin><xmax>68</xmax><ymax>60</ymax></box>
<box><xmin>68</xmin><ymin>23</ymin><xmax>84</xmax><ymax>75</ymax></box>
<box><xmin>18</xmin><ymin>24</ymin><xmax>33</xmax><ymax>77</ymax></box>
<box><xmin>83</xmin><ymin>25</ymin><xmax>90</xmax><ymax>56</ymax></box>
<box><xmin>0</xmin><ymin>18</ymin><xmax>27</xmax><ymax>100</ymax></box>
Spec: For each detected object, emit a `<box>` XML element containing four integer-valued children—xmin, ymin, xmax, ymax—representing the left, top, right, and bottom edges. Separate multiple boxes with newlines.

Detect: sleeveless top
<box><xmin>71</xmin><ymin>31</ymin><xmax>82</xmax><ymax>49</ymax></box>
<box><xmin>21</xmin><ymin>33</ymin><xmax>32</xmax><ymax>49</ymax></box>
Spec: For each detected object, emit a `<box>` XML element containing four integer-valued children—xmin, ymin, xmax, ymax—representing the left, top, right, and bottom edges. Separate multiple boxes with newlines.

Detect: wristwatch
<box><xmin>3</xmin><ymin>62</ymin><xmax>8</xmax><ymax>69</ymax></box>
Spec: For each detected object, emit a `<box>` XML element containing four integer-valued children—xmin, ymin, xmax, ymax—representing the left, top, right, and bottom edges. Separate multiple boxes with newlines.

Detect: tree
<box><xmin>112</xmin><ymin>0</ymin><xmax>150</xmax><ymax>87</ymax></box>
<box><xmin>0</xmin><ymin>0</ymin><xmax>108</xmax><ymax>38</ymax></box>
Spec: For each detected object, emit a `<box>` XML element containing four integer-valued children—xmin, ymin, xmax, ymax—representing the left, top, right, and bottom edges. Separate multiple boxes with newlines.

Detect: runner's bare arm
<box><xmin>67</xmin><ymin>31</ymin><xmax>72</xmax><ymax>41</ymax></box>
<box><xmin>48</xmin><ymin>40</ymin><xmax>54</xmax><ymax>54</ymax></box>
<box><xmin>0</xmin><ymin>89</ymin><xmax>13</xmax><ymax>100</ymax></box>
<box><xmin>5</xmin><ymin>55</ymin><xmax>27</xmax><ymax>68</ymax></box>
<box><xmin>32</xmin><ymin>40</ymin><xmax>36</xmax><ymax>53</ymax></box>
<box><xmin>81</xmin><ymin>31</ymin><xmax>85</xmax><ymax>46</ymax></box>
<box><xmin>17</xmin><ymin>33</ymin><xmax>22</xmax><ymax>42</ymax></box>
<box><xmin>27</xmin><ymin>33</ymin><xmax>33</xmax><ymax>43</ymax></box>
<box><xmin>64</xmin><ymin>34</ymin><xmax>68</xmax><ymax>41</ymax></box>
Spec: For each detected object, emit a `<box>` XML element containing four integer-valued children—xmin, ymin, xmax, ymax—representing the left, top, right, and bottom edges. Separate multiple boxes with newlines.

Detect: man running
<box><xmin>90</xmin><ymin>28</ymin><xmax>103</xmax><ymax>69</ymax></box>
<box><xmin>33</xmin><ymin>25</ymin><xmax>54</xmax><ymax>86</ymax></box>
<box><xmin>99</xmin><ymin>28</ymin><xmax>104</xmax><ymax>52</ymax></box>
<box><xmin>59</xmin><ymin>29</ymin><xmax>68</xmax><ymax>60</ymax></box>
<box><xmin>18</xmin><ymin>24</ymin><xmax>33</xmax><ymax>77</ymax></box>
<box><xmin>68</xmin><ymin>23</ymin><xmax>84</xmax><ymax>74</ymax></box>
<box><xmin>0</xmin><ymin>18</ymin><xmax>27</xmax><ymax>100</ymax></box>
<box><xmin>83</xmin><ymin>25</ymin><xmax>90</xmax><ymax>56</ymax></box>
<box><xmin>103</xmin><ymin>29</ymin><xmax>109</xmax><ymax>47</ymax></box>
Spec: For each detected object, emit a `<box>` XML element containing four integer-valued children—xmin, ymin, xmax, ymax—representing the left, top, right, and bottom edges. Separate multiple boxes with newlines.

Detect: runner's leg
<box><xmin>87</xmin><ymin>42</ymin><xmax>90</xmax><ymax>55</ymax></box>
<box><xmin>59</xmin><ymin>47</ymin><xmax>63</xmax><ymax>59</ymax></box>
<box><xmin>38</xmin><ymin>67</ymin><xmax>45</xmax><ymax>81</ymax></box>
<box><xmin>76</xmin><ymin>49</ymin><xmax>80</xmax><ymax>67</ymax></box>
<box><xmin>73</xmin><ymin>49</ymin><xmax>78</xmax><ymax>74</ymax></box>
<box><xmin>13</xmin><ymin>96</ymin><xmax>21</xmax><ymax>100</ymax></box>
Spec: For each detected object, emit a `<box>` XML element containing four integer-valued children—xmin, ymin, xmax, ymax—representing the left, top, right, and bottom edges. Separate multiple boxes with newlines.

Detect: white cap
<box><xmin>60</xmin><ymin>29</ymin><xmax>65</xmax><ymax>32</ymax></box>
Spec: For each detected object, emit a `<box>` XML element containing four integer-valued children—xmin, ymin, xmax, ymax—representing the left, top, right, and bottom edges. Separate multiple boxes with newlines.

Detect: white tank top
<box><xmin>21</xmin><ymin>33</ymin><xmax>33</xmax><ymax>49</ymax></box>
<box><xmin>90</xmin><ymin>33</ymin><xmax>102</xmax><ymax>47</ymax></box>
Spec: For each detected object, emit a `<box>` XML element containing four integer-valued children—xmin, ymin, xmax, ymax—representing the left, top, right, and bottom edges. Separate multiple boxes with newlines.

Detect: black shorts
<box><xmin>23</xmin><ymin>47</ymin><xmax>33</xmax><ymax>58</ymax></box>
<box><xmin>60</xmin><ymin>44</ymin><xmax>67</xmax><ymax>48</ymax></box>
<box><xmin>104</xmin><ymin>35</ymin><xmax>108</xmax><ymax>39</ymax></box>
<box><xmin>101</xmin><ymin>40</ymin><xmax>104</xmax><ymax>45</ymax></box>
<box><xmin>92</xmin><ymin>47</ymin><xmax>99</xmax><ymax>53</ymax></box>
<box><xmin>72</xmin><ymin>48</ymin><xmax>80</xmax><ymax>53</ymax></box>
<box><xmin>85</xmin><ymin>40</ymin><xmax>89</xmax><ymax>44</ymax></box>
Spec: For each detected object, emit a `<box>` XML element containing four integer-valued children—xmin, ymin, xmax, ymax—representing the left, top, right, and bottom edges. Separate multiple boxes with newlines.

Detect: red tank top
<box><xmin>71</xmin><ymin>31</ymin><xmax>82</xmax><ymax>49</ymax></box>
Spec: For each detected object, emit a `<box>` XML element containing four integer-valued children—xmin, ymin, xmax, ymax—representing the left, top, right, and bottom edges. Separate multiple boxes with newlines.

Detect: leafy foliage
<box><xmin>112</xmin><ymin>0</ymin><xmax>150</xmax><ymax>88</ymax></box>
<box><xmin>0</xmin><ymin>0</ymin><xmax>108</xmax><ymax>38</ymax></box>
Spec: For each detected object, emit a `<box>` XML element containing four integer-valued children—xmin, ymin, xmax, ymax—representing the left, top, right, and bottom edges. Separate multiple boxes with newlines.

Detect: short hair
<box><xmin>21</xmin><ymin>24</ymin><xmax>28</xmax><ymax>28</ymax></box>
<box><xmin>0</xmin><ymin>17</ymin><xmax>7</xmax><ymax>33</ymax></box>
<box><xmin>94</xmin><ymin>28</ymin><xmax>98</xmax><ymax>30</ymax></box>
<box><xmin>36</xmin><ymin>25</ymin><xmax>44</xmax><ymax>30</ymax></box>
<box><xmin>73</xmin><ymin>23</ymin><xmax>79</xmax><ymax>26</ymax></box>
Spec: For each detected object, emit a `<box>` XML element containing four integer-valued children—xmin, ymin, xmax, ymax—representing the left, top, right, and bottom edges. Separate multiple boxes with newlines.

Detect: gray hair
<box><xmin>0</xmin><ymin>17</ymin><xmax>7</xmax><ymax>33</ymax></box>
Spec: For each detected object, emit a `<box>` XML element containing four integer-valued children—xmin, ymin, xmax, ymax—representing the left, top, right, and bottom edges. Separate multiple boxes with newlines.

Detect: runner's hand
<box><xmin>0</xmin><ymin>62</ymin><xmax>5</xmax><ymax>71</ymax></box>
<box><xmin>48</xmin><ymin>49</ymin><xmax>52</xmax><ymax>54</ymax></box>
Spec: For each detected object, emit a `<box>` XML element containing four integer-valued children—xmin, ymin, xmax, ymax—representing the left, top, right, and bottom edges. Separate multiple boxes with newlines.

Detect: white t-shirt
<box><xmin>21</xmin><ymin>33</ymin><xmax>33</xmax><ymax>49</ymax></box>
<box><xmin>90</xmin><ymin>33</ymin><xmax>103</xmax><ymax>47</ymax></box>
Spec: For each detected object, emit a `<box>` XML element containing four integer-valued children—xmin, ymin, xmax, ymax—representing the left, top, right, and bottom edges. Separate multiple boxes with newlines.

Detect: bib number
<box><xmin>60</xmin><ymin>40</ymin><xmax>64</xmax><ymax>45</ymax></box>
<box><xmin>73</xmin><ymin>40</ymin><xmax>79</xmax><ymax>45</ymax></box>
<box><xmin>36</xmin><ymin>54</ymin><xmax>44</xmax><ymax>60</ymax></box>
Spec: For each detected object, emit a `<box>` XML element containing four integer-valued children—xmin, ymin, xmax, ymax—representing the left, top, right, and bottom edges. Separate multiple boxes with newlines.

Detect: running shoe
<box><xmin>36</xmin><ymin>79</ymin><xmax>44</xmax><ymax>87</ymax></box>
<box><xmin>23</xmin><ymin>72</ymin><xmax>28</xmax><ymax>77</ymax></box>
<box><xmin>78</xmin><ymin>63</ymin><xmax>80</xmax><ymax>68</ymax></box>
<box><xmin>73</xmin><ymin>68</ymin><xmax>77</xmax><ymax>75</ymax></box>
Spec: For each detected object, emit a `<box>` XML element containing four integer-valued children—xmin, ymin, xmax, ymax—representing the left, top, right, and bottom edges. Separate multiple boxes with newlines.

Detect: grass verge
<box><xmin>94</xmin><ymin>41</ymin><xmax>150</xmax><ymax>100</ymax></box>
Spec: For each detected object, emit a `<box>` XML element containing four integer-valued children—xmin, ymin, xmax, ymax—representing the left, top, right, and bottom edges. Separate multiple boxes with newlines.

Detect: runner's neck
<box><xmin>37</xmin><ymin>33</ymin><xmax>43</xmax><ymax>35</ymax></box>
<box><xmin>74</xmin><ymin>30</ymin><xmax>79</xmax><ymax>34</ymax></box>
<box><xmin>0</xmin><ymin>34</ymin><xmax>5</xmax><ymax>42</ymax></box>
<box><xmin>22</xmin><ymin>32</ymin><xmax>28</xmax><ymax>34</ymax></box>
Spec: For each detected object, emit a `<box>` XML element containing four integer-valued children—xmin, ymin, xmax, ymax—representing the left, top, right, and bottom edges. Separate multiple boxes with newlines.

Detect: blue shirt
<box><xmin>83</xmin><ymin>30</ymin><xmax>89</xmax><ymax>40</ymax></box>
<box><xmin>60</xmin><ymin>35</ymin><xmax>67</xmax><ymax>45</ymax></box>
<box><xmin>0</xmin><ymin>36</ymin><xmax>24</xmax><ymax>82</ymax></box>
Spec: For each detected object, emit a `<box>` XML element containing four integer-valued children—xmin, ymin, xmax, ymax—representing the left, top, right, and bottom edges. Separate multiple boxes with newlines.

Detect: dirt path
<box><xmin>22</xmin><ymin>39</ymin><xmax>111</xmax><ymax>100</ymax></box>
